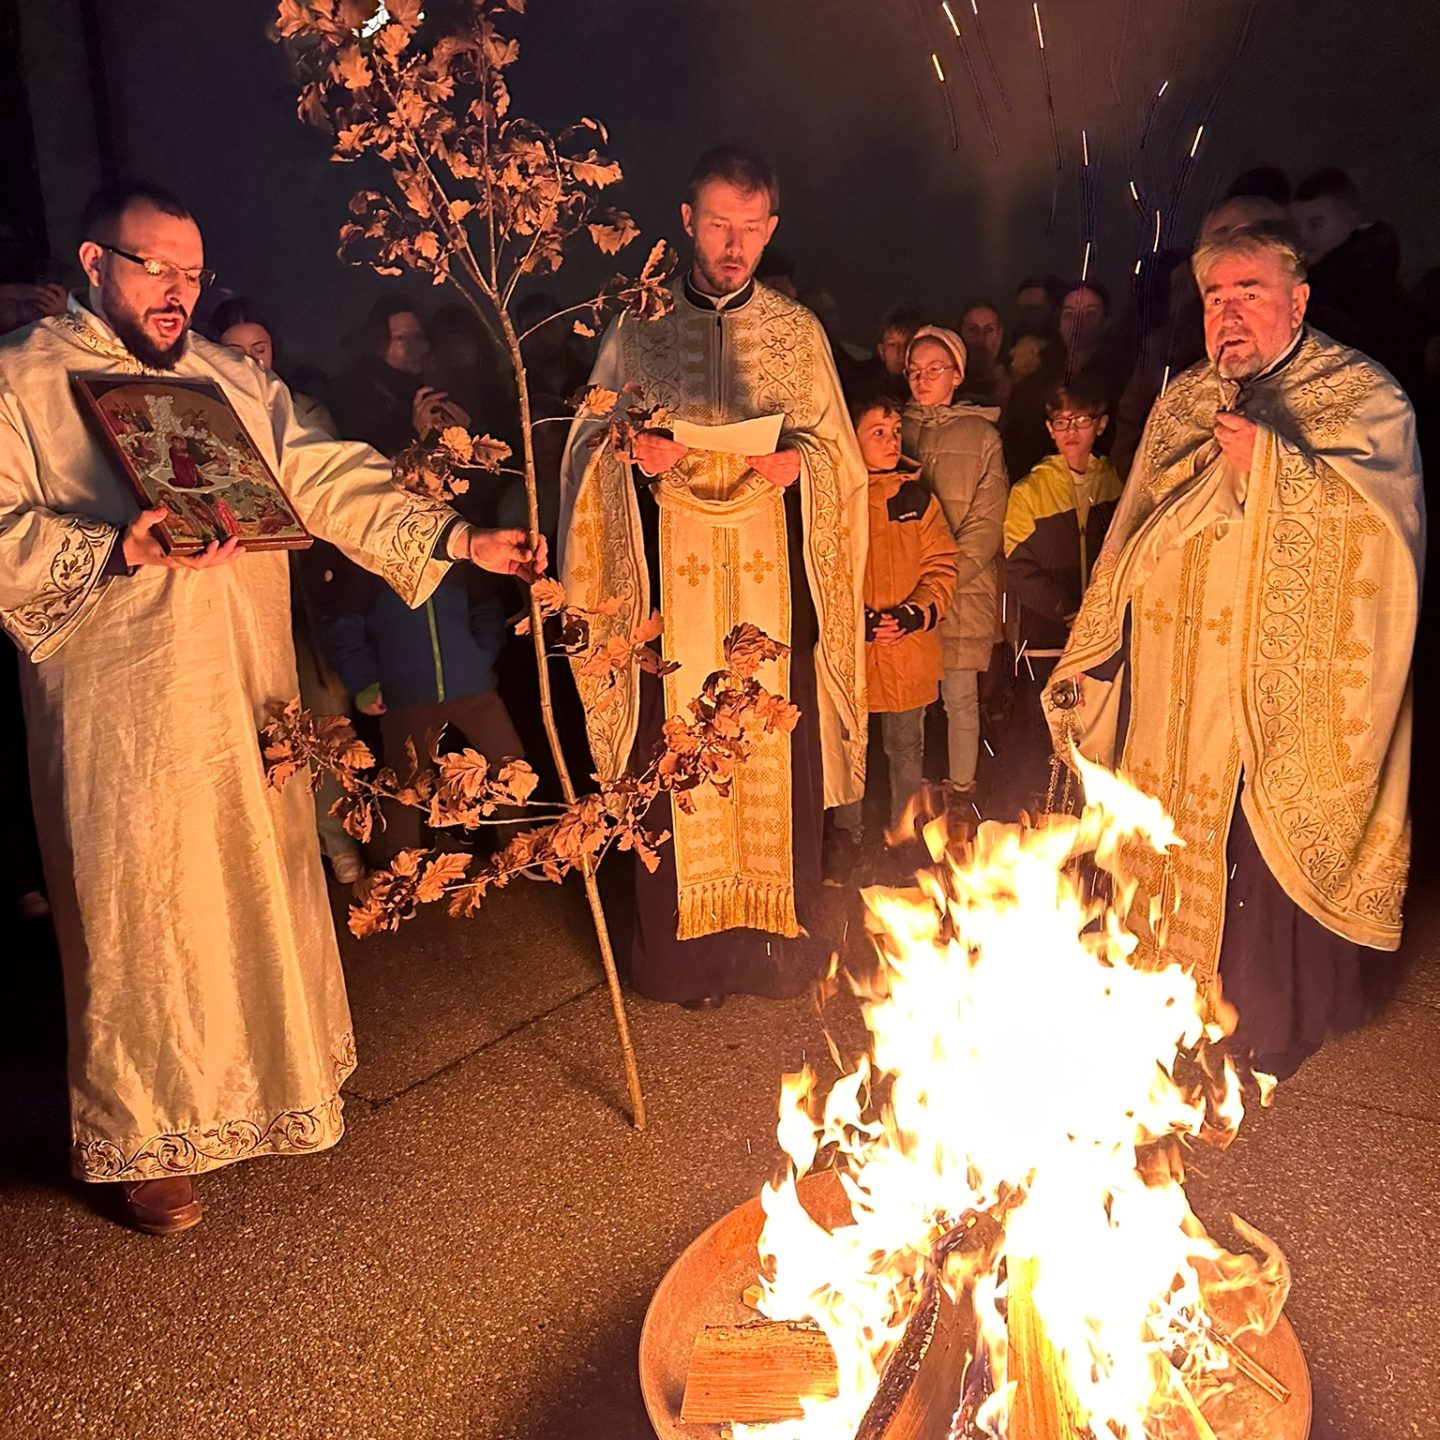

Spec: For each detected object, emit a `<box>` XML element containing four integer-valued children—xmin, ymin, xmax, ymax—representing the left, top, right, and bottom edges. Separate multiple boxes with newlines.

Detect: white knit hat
<box><xmin>907</xmin><ymin>324</ymin><xmax>968</xmax><ymax>383</ymax></box>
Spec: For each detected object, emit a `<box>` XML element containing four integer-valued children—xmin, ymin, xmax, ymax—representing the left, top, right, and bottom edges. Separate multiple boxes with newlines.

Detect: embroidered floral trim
<box><xmin>380</xmin><ymin>499</ymin><xmax>452</xmax><ymax>605</ymax></box>
<box><xmin>0</xmin><ymin>516</ymin><xmax>117</xmax><ymax>659</ymax></box>
<box><xmin>55</xmin><ymin>309</ymin><xmax>150</xmax><ymax>375</ymax></box>
<box><xmin>75</xmin><ymin>1033</ymin><xmax>358</xmax><ymax>1183</ymax></box>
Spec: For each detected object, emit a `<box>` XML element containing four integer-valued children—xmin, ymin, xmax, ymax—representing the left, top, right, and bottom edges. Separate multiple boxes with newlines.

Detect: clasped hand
<box><xmin>871</xmin><ymin>612</ymin><xmax>907</xmax><ymax>646</ymax></box>
<box><xmin>630</xmin><ymin>430</ymin><xmax>799</xmax><ymax>490</ymax></box>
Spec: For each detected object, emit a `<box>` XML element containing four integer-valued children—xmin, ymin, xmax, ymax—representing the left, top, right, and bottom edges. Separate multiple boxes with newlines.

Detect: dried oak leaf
<box><xmin>577</xmin><ymin>385</ymin><xmax>619</xmax><ymax>417</ymax></box>
<box><xmin>337</xmin><ymin>0</ymin><xmax>381</xmax><ymax>30</ymax></box>
<box><xmin>724</xmin><ymin>622</ymin><xmax>789</xmax><ymax>679</ymax></box>
<box><xmin>333</xmin><ymin>45</ymin><xmax>374</xmax><ymax>91</ymax></box>
<box><xmin>567</xmin><ymin>153</ymin><xmax>623</xmax><ymax>189</ymax></box>
<box><xmin>492</xmin><ymin>760</ymin><xmax>540</xmax><ymax>806</ymax></box>
<box><xmin>466</xmin><ymin>434</ymin><xmax>513</xmax><ymax>472</ymax></box>
<box><xmin>636</xmin><ymin>650</ymin><xmax>681</xmax><ymax>679</ymax></box>
<box><xmin>390</xmin><ymin>848</ymin><xmax>427</xmax><ymax>879</ymax></box>
<box><xmin>616</xmin><ymin>822</ymin><xmax>669</xmax><ymax>874</ymax></box>
<box><xmin>415</xmin><ymin>851</ymin><xmax>472</xmax><ymax>903</ymax></box>
<box><xmin>332</xmin><ymin>794</ymin><xmax>379</xmax><ymax>845</ymax></box>
<box><xmin>374</xmin><ymin>23</ymin><xmax>411</xmax><ymax>61</ymax></box>
<box><xmin>275</xmin><ymin>0</ymin><xmax>322</xmax><ymax>40</ymax></box>
<box><xmin>587</xmin><ymin>209</ymin><xmax>640</xmax><ymax>256</ymax></box>
<box><xmin>530</xmin><ymin>577</ymin><xmax>567</xmax><ymax>617</ymax></box>
<box><xmin>548</xmin><ymin>794</ymin><xmax>609</xmax><ymax>869</ymax></box>
<box><xmin>440</xmin><ymin>425</ymin><xmax>475</xmax><ymax>460</ymax></box>
<box><xmin>386</xmin><ymin>0</ymin><xmax>425</xmax><ymax>30</ymax></box>
<box><xmin>437</xmin><ymin>748</ymin><xmax>490</xmax><ymax>800</ymax></box>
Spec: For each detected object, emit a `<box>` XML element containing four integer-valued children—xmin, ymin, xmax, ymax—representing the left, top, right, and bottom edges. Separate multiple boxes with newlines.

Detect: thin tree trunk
<box><xmin>500</xmin><ymin>312</ymin><xmax>646</xmax><ymax>1131</ymax></box>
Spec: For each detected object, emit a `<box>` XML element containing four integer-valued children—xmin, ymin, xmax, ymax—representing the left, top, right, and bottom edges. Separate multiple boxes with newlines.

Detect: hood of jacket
<box><xmin>905</xmin><ymin>398</ymin><xmax>1002</xmax><ymax>428</ymax></box>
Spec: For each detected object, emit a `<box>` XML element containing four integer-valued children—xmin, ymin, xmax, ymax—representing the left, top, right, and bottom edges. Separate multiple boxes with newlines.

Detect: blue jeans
<box><xmin>834</xmin><ymin>706</ymin><xmax>927</xmax><ymax>832</ymax></box>
<box><xmin>941</xmin><ymin>667</ymin><xmax>980</xmax><ymax>786</ymax></box>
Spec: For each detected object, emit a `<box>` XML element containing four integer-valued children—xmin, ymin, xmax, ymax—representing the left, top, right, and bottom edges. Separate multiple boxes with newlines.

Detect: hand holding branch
<box><xmin>459</xmin><ymin>526</ymin><xmax>548</xmax><ymax>584</ymax></box>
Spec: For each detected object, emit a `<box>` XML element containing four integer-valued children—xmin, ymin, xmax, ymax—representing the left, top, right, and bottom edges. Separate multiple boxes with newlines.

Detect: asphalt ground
<box><xmin>1</xmin><ymin>855</ymin><xmax>1437</xmax><ymax>1440</ymax></box>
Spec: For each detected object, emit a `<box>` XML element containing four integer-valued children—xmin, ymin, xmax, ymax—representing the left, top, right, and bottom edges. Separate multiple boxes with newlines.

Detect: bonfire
<box><xmin>643</xmin><ymin>759</ymin><xmax>1307</xmax><ymax>1440</ymax></box>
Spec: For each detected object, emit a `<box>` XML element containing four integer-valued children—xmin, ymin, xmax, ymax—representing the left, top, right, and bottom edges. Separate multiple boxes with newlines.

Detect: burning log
<box><xmin>1005</xmin><ymin>1256</ymin><xmax>1088</xmax><ymax>1440</ymax></box>
<box><xmin>853</xmin><ymin>1210</ymin><xmax>1004</xmax><ymax>1440</ymax></box>
<box><xmin>677</xmin><ymin>1204</ymin><xmax>1009</xmax><ymax>1436</ymax></box>
<box><xmin>1206</xmin><ymin>1324</ymin><xmax>1291</xmax><ymax>1405</ymax></box>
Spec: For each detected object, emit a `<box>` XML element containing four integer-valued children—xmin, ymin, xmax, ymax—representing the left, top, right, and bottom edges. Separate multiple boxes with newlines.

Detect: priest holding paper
<box><xmin>560</xmin><ymin>145</ymin><xmax>867</xmax><ymax>1006</ymax></box>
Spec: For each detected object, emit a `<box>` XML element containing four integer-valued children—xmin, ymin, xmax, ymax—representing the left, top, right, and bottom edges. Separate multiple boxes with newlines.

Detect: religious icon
<box><xmin>72</xmin><ymin>374</ymin><xmax>312</xmax><ymax>555</ymax></box>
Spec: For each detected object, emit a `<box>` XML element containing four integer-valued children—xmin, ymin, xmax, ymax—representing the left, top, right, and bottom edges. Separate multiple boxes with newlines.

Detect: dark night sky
<box><xmin>17</xmin><ymin>0</ymin><xmax>1440</xmax><ymax>372</ymax></box>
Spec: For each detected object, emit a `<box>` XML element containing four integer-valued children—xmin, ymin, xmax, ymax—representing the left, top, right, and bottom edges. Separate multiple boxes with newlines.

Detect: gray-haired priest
<box><xmin>1046</xmin><ymin>218</ymin><xmax>1424</xmax><ymax>1078</ymax></box>
<box><xmin>0</xmin><ymin>182</ymin><xmax>544</xmax><ymax>1235</ymax></box>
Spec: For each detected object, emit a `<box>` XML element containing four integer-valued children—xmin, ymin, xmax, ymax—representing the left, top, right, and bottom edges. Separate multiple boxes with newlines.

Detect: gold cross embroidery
<box><xmin>1204</xmin><ymin>607</ymin><xmax>1233</xmax><ymax>646</ymax></box>
<box><xmin>1143</xmin><ymin>596</ymin><xmax>1175</xmax><ymax>636</ymax></box>
<box><xmin>677</xmin><ymin>552</ymin><xmax>711</xmax><ymax>588</ymax></box>
<box><xmin>743</xmin><ymin>549</ymin><xmax>776</xmax><ymax>584</ymax></box>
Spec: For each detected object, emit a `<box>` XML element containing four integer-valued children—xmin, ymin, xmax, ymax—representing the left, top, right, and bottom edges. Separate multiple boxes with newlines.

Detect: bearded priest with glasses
<box><xmin>0</xmin><ymin>181</ymin><xmax>546</xmax><ymax>1235</ymax></box>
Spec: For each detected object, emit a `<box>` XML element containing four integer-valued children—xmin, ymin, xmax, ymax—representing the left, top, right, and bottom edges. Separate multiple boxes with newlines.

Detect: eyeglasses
<box><xmin>1048</xmin><ymin>413</ymin><xmax>1101</xmax><ymax>432</ymax></box>
<box><xmin>96</xmin><ymin>243</ymin><xmax>215</xmax><ymax>291</ymax></box>
<box><xmin>905</xmin><ymin>362</ymin><xmax>956</xmax><ymax>382</ymax></box>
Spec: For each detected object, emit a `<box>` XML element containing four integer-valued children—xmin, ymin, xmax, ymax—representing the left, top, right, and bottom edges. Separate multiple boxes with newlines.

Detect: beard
<box><xmin>1212</xmin><ymin>328</ymin><xmax>1262</xmax><ymax>380</ymax></box>
<box><xmin>692</xmin><ymin>251</ymin><xmax>752</xmax><ymax>296</ymax></box>
<box><xmin>102</xmin><ymin>284</ymin><xmax>188</xmax><ymax>370</ymax></box>
<box><xmin>1215</xmin><ymin>345</ymin><xmax>1262</xmax><ymax>380</ymax></box>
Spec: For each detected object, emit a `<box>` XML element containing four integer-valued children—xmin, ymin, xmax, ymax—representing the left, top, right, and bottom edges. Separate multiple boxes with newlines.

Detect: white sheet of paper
<box><xmin>669</xmin><ymin>414</ymin><xmax>785</xmax><ymax>457</ymax></box>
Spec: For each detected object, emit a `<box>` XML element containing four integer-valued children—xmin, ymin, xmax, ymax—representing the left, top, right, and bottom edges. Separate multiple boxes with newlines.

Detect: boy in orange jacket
<box><xmin>826</xmin><ymin>395</ymin><xmax>959</xmax><ymax>885</ymax></box>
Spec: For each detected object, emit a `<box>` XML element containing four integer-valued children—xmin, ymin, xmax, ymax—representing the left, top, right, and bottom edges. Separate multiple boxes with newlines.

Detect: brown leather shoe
<box><xmin>117</xmin><ymin>1176</ymin><xmax>203</xmax><ymax>1235</ymax></box>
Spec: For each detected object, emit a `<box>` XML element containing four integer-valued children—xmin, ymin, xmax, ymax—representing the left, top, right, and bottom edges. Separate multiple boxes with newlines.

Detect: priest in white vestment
<box><xmin>0</xmin><ymin>182</ymin><xmax>542</xmax><ymax>1233</ymax></box>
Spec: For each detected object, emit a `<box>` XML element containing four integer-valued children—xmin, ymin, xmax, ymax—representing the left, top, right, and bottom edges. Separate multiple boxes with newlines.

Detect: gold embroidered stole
<box><xmin>1119</xmin><ymin>521</ymin><xmax>1244</xmax><ymax>985</ymax></box>
<box><xmin>658</xmin><ymin>470</ymin><xmax>796</xmax><ymax>939</ymax></box>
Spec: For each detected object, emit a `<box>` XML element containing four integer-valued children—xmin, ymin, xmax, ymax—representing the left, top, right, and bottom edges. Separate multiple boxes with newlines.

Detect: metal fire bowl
<box><xmin>638</xmin><ymin>1171</ymin><xmax>1312</xmax><ymax>1440</ymax></box>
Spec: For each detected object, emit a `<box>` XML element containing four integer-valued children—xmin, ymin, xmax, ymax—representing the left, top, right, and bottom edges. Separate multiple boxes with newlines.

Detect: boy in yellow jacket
<box><xmin>998</xmin><ymin>375</ymin><xmax>1123</xmax><ymax>817</ymax></box>
<box><xmin>826</xmin><ymin>395</ymin><xmax>959</xmax><ymax>885</ymax></box>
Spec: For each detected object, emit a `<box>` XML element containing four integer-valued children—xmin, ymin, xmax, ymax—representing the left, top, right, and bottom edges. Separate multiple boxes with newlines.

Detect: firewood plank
<box><xmin>680</xmin><ymin>1320</ymin><xmax>839</xmax><ymax>1424</ymax></box>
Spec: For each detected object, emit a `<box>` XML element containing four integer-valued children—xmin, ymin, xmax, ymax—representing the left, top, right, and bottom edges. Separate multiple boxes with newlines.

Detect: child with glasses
<box><xmin>997</xmin><ymin>375</ymin><xmax>1124</xmax><ymax>817</ymax></box>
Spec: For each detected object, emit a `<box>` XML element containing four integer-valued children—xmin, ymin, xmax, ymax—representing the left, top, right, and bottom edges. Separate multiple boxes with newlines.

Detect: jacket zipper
<box><xmin>425</xmin><ymin>599</ymin><xmax>446</xmax><ymax>702</ymax></box>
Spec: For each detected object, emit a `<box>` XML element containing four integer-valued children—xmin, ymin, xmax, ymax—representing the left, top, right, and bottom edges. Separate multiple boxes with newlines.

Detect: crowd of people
<box><xmin>0</xmin><ymin>146</ymin><xmax>1429</xmax><ymax>1234</ymax></box>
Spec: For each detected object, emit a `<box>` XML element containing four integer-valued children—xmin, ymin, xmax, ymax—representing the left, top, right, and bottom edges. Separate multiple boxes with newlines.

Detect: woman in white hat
<box><xmin>903</xmin><ymin>325</ymin><xmax>1009</xmax><ymax>805</ymax></box>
